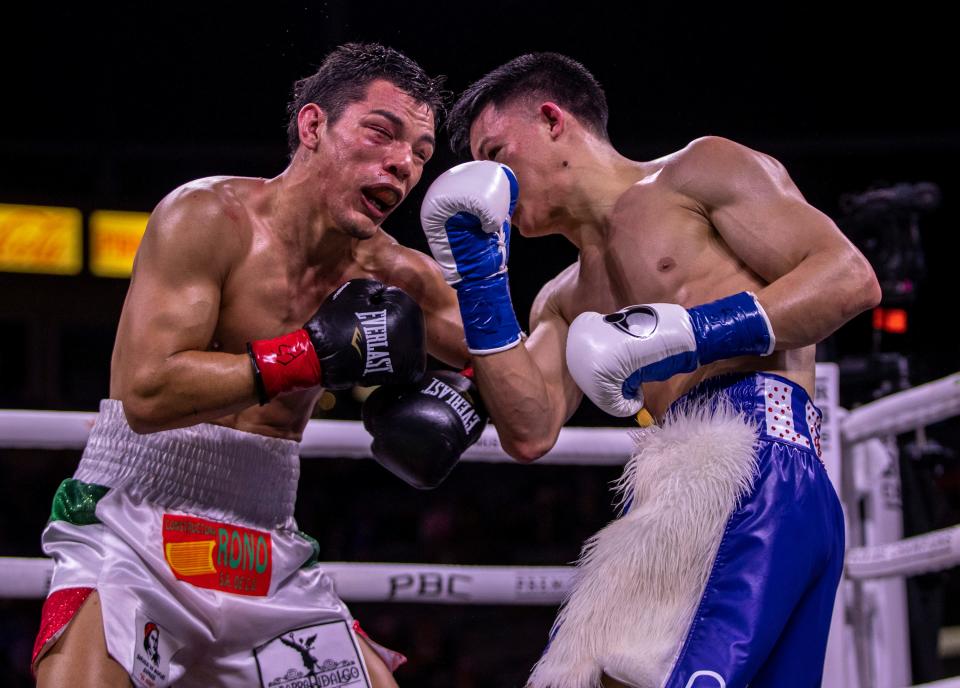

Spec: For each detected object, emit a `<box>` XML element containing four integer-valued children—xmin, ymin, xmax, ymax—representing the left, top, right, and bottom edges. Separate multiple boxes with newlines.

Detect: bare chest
<box><xmin>212</xmin><ymin>252</ymin><xmax>376</xmax><ymax>354</ymax></box>
<box><xmin>558</xmin><ymin>222</ymin><xmax>705</xmax><ymax>320</ymax></box>
<box><xmin>558</xmin><ymin>189</ymin><xmax>762</xmax><ymax>321</ymax></box>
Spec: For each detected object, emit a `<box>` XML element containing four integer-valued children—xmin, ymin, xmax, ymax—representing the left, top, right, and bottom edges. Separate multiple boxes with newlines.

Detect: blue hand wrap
<box><xmin>457</xmin><ymin>273</ymin><xmax>522</xmax><ymax>353</ymax></box>
<box><xmin>620</xmin><ymin>292</ymin><xmax>772</xmax><ymax>399</ymax></box>
<box><xmin>445</xmin><ymin>212</ymin><xmax>505</xmax><ymax>283</ymax></box>
<box><xmin>444</xmin><ymin>165</ymin><xmax>521</xmax><ymax>353</ymax></box>
<box><xmin>688</xmin><ymin>291</ymin><xmax>774</xmax><ymax>365</ymax></box>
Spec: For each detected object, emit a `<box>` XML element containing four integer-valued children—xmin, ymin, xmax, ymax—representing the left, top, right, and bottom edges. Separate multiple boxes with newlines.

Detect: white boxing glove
<box><xmin>420</xmin><ymin>161</ymin><xmax>522</xmax><ymax>354</ymax></box>
<box><xmin>420</xmin><ymin>160</ymin><xmax>516</xmax><ymax>285</ymax></box>
<box><xmin>566</xmin><ymin>293</ymin><xmax>775</xmax><ymax>417</ymax></box>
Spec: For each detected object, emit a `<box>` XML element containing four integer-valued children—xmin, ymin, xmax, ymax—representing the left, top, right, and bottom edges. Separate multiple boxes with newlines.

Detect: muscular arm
<box><xmin>383</xmin><ymin>240</ymin><xmax>580</xmax><ymax>460</ymax></box>
<box><xmin>471</xmin><ymin>273</ymin><xmax>583</xmax><ymax>462</ymax></box>
<box><xmin>384</xmin><ymin>245</ymin><xmax>469</xmax><ymax>368</ymax></box>
<box><xmin>674</xmin><ymin>136</ymin><xmax>881</xmax><ymax>348</ymax></box>
<box><xmin>111</xmin><ymin>186</ymin><xmax>257</xmax><ymax>432</ymax></box>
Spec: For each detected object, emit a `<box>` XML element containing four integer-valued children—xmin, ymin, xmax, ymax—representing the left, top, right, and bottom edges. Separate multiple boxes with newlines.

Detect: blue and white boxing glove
<box><xmin>420</xmin><ymin>161</ymin><xmax>522</xmax><ymax>354</ymax></box>
<box><xmin>565</xmin><ymin>292</ymin><xmax>776</xmax><ymax>416</ymax></box>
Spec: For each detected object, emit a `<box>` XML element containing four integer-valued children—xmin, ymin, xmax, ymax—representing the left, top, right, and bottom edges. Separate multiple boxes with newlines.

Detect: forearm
<box><xmin>755</xmin><ymin>249</ymin><xmax>881</xmax><ymax>350</ymax></box>
<box><xmin>419</xmin><ymin>161</ymin><xmax>568</xmax><ymax>459</ymax></box>
<box><xmin>425</xmin><ymin>313</ymin><xmax>470</xmax><ymax>369</ymax></box>
<box><xmin>120</xmin><ymin>350</ymin><xmax>258</xmax><ymax>433</ymax></box>
<box><xmin>472</xmin><ymin>346</ymin><xmax>564</xmax><ymax>462</ymax></box>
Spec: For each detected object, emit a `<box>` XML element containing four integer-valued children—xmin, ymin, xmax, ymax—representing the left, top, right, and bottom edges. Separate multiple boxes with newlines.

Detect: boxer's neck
<box><xmin>265</xmin><ymin>165</ymin><xmax>356</xmax><ymax>271</ymax></box>
<box><xmin>557</xmin><ymin>141</ymin><xmax>650</xmax><ymax>250</ymax></box>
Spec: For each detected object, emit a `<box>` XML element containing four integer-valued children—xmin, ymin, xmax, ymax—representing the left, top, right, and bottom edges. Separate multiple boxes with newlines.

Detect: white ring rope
<box><xmin>845</xmin><ymin>523</ymin><xmax>960</xmax><ymax>580</ymax></box>
<box><xmin>5</xmin><ymin>519</ymin><xmax>959</xmax><ymax>601</ymax></box>
<box><xmin>0</xmin><ymin>411</ymin><xmax>635</xmax><ymax>466</ymax></box>
<box><xmin>0</xmin><ymin>557</ymin><xmax>574</xmax><ymax>605</ymax></box>
<box><xmin>1</xmin><ymin>372</ymin><xmax>956</xmax><ymax>461</ymax></box>
<box><xmin>909</xmin><ymin>679</ymin><xmax>960</xmax><ymax>688</ymax></box>
<box><xmin>841</xmin><ymin>373</ymin><xmax>960</xmax><ymax>444</ymax></box>
<box><xmin>3</xmin><ymin>372</ymin><xmax>960</xmax><ymax>688</ymax></box>
<box><xmin>1</xmin><ymin>371</ymin><xmax>956</xmax><ymax>462</ymax></box>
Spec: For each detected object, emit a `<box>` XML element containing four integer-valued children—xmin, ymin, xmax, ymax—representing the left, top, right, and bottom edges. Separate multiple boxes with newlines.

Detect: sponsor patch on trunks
<box><xmin>162</xmin><ymin>514</ymin><xmax>271</xmax><ymax>596</ymax></box>
<box><xmin>131</xmin><ymin>609</ymin><xmax>181</xmax><ymax>687</ymax></box>
<box><xmin>254</xmin><ymin>619</ymin><xmax>369</xmax><ymax>688</ymax></box>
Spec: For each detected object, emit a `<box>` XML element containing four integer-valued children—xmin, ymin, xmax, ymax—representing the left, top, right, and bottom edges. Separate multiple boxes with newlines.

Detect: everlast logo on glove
<box><xmin>248</xmin><ymin>279</ymin><xmax>425</xmax><ymax>400</ymax></box>
<box><xmin>363</xmin><ymin>370</ymin><xmax>489</xmax><ymax>489</ymax></box>
<box><xmin>421</xmin><ymin>377</ymin><xmax>482</xmax><ymax>433</ymax></box>
<box><xmin>356</xmin><ymin>310</ymin><xmax>394</xmax><ymax>376</ymax></box>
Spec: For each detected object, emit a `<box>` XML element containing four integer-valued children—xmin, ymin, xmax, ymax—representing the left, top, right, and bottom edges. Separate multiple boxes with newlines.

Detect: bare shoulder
<box><xmin>661</xmin><ymin>136</ymin><xmax>795</xmax><ymax>204</ymax></box>
<box><xmin>531</xmin><ymin>262</ymin><xmax>578</xmax><ymax>327</ymax></box>
<box><xmin>141</xmin><ymin>177</ymin><xmax>250</xmax><ymax>271</ymax></box>
<box><xmin>361</xmin><ymin>231</ymin><xmax>448</xmax><ymax>302</ymax></box>
<box><xmin>360</xmin><ymin>230</ymin><xmax>412</xmax><ymax>277</ymax></box>
<box><xmin>152</xmin><ymin>176</ymin><xmax>243</xmax><ymax>226</ymax></box>
<box><xmin>671</xmin><ymin>136</ymin><xmax>785</xmax><ymax>173</ymax></box>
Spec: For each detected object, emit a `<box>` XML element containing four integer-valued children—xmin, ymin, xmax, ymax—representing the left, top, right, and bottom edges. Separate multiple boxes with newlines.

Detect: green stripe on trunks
<box><xmin>49</xmin><ymin>478</ymin><xmax>109</xmax><ymax>525</ymax></box>
<box><xmin>296</xmin><ymin>530</ymin><xmax>321</xmax><ymax>568</ymax></box>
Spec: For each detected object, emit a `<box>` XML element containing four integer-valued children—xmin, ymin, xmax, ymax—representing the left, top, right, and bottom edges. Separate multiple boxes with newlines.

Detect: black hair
<box><xmin>286</xmin><ymin>43</ymin><xmax>446</xmax><ymax>155</ymax></box>
<box><xmin>447</xmin><ymin>52</ymin><xmax>608</xmax><ymax>157</ymax></box>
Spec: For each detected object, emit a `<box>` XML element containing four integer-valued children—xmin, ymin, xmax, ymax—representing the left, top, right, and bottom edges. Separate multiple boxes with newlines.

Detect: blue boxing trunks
<box><xmin>529</xmin><ymin>372</ymin><xmax>844</xmax><ymax>688</ymax></box>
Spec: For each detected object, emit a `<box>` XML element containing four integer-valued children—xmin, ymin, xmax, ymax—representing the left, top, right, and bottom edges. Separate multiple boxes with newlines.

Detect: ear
<box><xmin>539</xmin><ymin>102</ymin><xmax>565</xmax><ymax>141</ymax></box>
<box><xmin>297</xmin><ymin>103</ymin><xmax>326</xmax><ymax>151</ymax></box>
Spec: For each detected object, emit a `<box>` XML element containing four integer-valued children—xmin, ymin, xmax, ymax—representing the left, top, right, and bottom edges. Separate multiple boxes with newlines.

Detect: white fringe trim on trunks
<box><xmin>528</xmin><ymin>401</ymin><xmax>759</xmax><ymax>688</ymax></box>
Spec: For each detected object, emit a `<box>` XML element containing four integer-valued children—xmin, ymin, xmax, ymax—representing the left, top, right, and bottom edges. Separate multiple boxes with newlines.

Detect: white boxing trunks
<box><xmin>33</xmin><ymin>399</ymin><xmax>403</xmax><ymax>688</ymax></box>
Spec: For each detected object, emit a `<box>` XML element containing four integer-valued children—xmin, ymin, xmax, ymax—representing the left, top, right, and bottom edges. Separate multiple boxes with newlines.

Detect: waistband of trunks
<box><xmin>672</xmin><ymin>372</ymin><xmax>823</xmax><ymax>457</ymax></box>
<box><xmin>74</xmin><ymin>399</ymin><xmax>301</xmax><ymax>529</ymax></box>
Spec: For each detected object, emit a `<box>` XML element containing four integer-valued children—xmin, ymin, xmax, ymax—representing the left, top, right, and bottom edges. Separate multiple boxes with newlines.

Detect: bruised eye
<box><xmin>368</xmin><ymin>125</ymin><xmax>392</xmax><ymax>140</ymax></box>
<box><xmin>488</xmin><ymin>146</ymin><xmax>502</xmax><ymax>161</ymax></box>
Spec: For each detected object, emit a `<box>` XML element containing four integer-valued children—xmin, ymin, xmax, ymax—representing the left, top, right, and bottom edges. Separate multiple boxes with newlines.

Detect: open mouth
<box><xmin>361</xmin><ymin>185</ymin><xmax>402</xmax><ymax>216</ymax></box>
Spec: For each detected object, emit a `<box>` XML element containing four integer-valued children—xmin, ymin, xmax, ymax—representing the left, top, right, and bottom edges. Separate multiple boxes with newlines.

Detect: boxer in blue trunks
<box><xmin>416</xmin><ymin>53</ymin><xmax>880</xmax><ymax>686</ymax></box>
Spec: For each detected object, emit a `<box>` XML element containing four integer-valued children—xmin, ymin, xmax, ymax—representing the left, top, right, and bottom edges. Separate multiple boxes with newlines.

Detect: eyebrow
<box><xmin>368</xmin><ymin>108</ymin><xmax>436</xmax><ymax>150</ymax></box>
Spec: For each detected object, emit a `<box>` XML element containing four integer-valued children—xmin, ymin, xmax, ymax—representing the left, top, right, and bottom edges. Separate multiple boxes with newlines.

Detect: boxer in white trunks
<box><xmin>33</xmin><ymin>43</ymin><xmax>477</xmax><ymax>688</ymax></box>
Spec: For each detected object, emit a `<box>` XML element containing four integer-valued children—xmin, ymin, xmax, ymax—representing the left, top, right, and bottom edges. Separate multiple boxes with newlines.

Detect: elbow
<box><xmin>120</xmin><ymin>377</ymin><xmax>170</xmax><ymax>434</ymax></box>
<box><xmin>848</xmin><ymin>256</ymin><xmax>883</xmax><ymax>316</ymax></box>
<box><xmin>862</xmin><ymin>268</ymin><xmax>883</xmax><ymax>311</ymax></box>
<box><xmin>503</xmin><ymin>436</ymin><xmax>557</xmax><ymax>464</ymax></box>
<box><xmin>122</xmin><ymin>397</ymin><xmax>166</xmax><ymax>434</ymax></box>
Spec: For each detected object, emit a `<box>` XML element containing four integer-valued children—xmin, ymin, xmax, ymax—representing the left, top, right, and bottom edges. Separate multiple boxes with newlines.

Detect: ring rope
<box><xmin>841</xmin><ymin>373</ymin><xmax>960</xmax><ymax>444</ymax></box>
<box><xmin>3</xmin><ymin>370</ymin><xmax>960</xmax><ymax>688</ymax></box>
<box><xmin>0</xmin><ymin>411</ymin><xmax>635</xmax><ymax>466</ymax></box>
<box><xmin>5</xmin><ymin>518</ymin><xmax>960</xmax><ymax>602</ymax></box>
<box><xmin>0</xmin><ymin>557</ymin><xmax>573</xmax><ymax>605</ymax></box>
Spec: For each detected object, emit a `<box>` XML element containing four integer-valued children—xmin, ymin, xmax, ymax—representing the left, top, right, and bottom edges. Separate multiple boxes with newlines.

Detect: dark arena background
<box><xmin>1</xmin><ymin>3</ymin><xmax>957</xmax><ymax>686</ymax></box>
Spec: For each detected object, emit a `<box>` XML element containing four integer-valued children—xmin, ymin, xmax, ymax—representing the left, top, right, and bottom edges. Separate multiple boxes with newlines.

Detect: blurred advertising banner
<box><xmin>0</xmin><ymin>203</ymin><xmax>82</xmax><ymax>275</ymax></box>
<box><xmin>90</xmin><ymin>210</ymin><xmax>149</xmax><ymax>277</ymax></box>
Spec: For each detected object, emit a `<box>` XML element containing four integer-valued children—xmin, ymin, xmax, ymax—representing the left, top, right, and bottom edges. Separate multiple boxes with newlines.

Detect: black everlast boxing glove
<box><xmin>362</xmin><ymin>369</ymin><xmax>488</xmax><ymax>489</ymax></box>
<box><xmin>247</xmin><ymin>279</ymin><xmax>427</xmax><ymax>404</ymax></box>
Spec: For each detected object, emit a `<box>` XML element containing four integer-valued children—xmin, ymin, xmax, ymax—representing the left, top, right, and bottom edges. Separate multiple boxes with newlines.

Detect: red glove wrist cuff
<box><xmin>247</xmin><ymin>329</ymin><xmax>322</xmax><ymax>404</ymax></box>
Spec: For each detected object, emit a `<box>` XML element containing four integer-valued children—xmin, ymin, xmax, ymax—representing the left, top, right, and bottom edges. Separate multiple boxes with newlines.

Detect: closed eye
<box><xmin>415</xmin><ymin>150</ymin><xmax>430</xmax><ymax>163</ymax></box>
<box><xmin>488</xmin><ymin>146</ymin><xmax>502</xmax><ymax>161</ymax></box>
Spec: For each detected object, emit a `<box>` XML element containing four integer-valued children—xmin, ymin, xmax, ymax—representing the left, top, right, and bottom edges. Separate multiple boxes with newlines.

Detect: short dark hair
<box><xmin>286</xmin><ymin>43</ymin><xmax>446</xmax><ymax>155</ymax></box>
<box><xmin>447</xmin><ymin>53</ymin><xmax>609</xmax><ymax>158</ymax></box>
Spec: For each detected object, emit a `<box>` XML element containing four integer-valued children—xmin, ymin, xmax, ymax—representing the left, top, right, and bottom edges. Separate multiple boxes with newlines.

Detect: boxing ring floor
<box><xmin>1</xmin><ymin>364</ymin><xmax>959</xmax><ymax>687</ymax></box>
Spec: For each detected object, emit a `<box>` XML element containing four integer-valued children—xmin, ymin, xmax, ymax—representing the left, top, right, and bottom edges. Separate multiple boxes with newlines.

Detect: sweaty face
<box><xmin>316</xmin><ymin>80</ymin><xmax>436</xmax><ymax>239</ymax></box>
<box><xmin>469</xmin><ymin>102</ymin><xmax>558</xmax><ymax>237</ymax></box>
